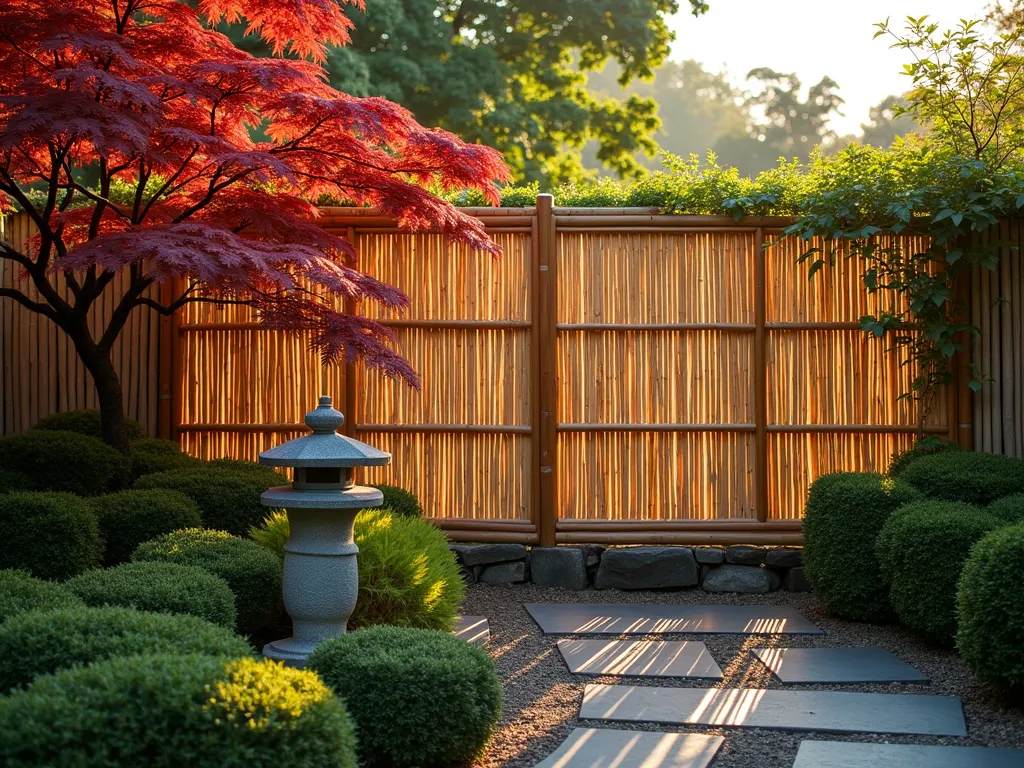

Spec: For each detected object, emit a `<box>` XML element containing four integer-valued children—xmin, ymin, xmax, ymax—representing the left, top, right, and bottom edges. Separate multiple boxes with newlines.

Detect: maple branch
<box><xmin>0</xmin><ymin>287</ymin><xmax>57</xmax><ymax>319</ymax></box>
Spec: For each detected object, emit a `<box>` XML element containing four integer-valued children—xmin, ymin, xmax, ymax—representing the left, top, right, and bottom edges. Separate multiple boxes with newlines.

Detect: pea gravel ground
<box><xmin>461</xmin><ymin>584</ymin><xmax>1024</xmax><ymax>768</ymax></box>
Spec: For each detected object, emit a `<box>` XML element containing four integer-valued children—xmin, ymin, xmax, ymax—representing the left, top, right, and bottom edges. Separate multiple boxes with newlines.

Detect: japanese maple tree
<box><xmin>0</xmin><ymin>0</ymin><xmax>509</xmax><ymax>451</ymax></box>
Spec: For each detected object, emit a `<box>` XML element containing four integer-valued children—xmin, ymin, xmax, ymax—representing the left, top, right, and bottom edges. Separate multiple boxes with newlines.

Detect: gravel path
<box><xmin>462</xmin><ymin>584</ymin><xmax>1024</xmax><ymax>768</ymax></box>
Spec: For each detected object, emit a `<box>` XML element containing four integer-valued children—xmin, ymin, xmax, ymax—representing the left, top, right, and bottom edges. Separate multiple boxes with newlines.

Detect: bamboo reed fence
<box><xmin>2</xmin><ymin>198</ymin><xmax>1018</xmax><ymax>545</ymax></box>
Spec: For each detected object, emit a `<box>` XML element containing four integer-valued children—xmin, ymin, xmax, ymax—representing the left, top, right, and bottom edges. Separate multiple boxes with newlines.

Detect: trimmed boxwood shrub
<box><xmin>134</xmin><ymin>467</ymin><xmax>276</xmax><ymax>536</ymax></box>
<box><xmin>0</xmin><ymin>606</ymin><xmax>251</xmax><ymax>693</ymax></box>
<box><xmin>66</xmin><ymin>562</ymin><xmax>236</xmax><ymax>630</ymax></box>
<box><xmin>207</xmin><ymin>458</ymin><xmax>286</xmax><ymax>485</ymax></box>
<box><xmin>957</xmin><ymin>523</ymin><xmax>1024</xmax><ymax>691</ymax></box>
<box><xmin>128</xmin><ymin>438</ymin><xmax>194</xmax><ymax>480</ymax></box>
<box><xmin>0</xmin><ymin>492</ymin><xmax>102</xmax><ymax>580</ymax></box>
<box><xmin>0</xmin><ymin>430</ymin><xmax>126</xmax><ymax>496</ymax></box>
<box><xmin>888</xmin><ymin>437</ymin><xmax>963</xmax><ymax>477</ymax></box>
<box><xmin>802</xmin><ymin>472</ymin><xmax>922</xmax><ymax>622</ymax></box>
<box><xmin>371</xmin><ymin>483</ymin><xmax>423</xmax><ymax>517</ymax></box>
<box><xmin>900</xmin><ymin>451</ymin><xmax>1024</xmax><ymax>505</ymax></box>
<box><xmin>986</xmin><ymin>494</ymin><xmax>1024</xmax><ymax>525</ymax></box>
<box><xmin>308</xmin><ymin>625</ymin><xmax>502</xmax><ymax>767</ymax></box>
<box><xmin>32</xmin><ymin>409</ymin><xmax>145</xmax><ymax>442</ymax></box>
<box><xmin>133</xmin><ymin>529</ymin><xmax>282</xmax><ymax>638</ymax></box>
<box><xmin>91</xmin><ymin>489</ymin><xmax>202</xmax><ymax>566</ymax></box>
<box><xmin>0</xmin><ymin>654</ymin><xmax>356</xmax><ymax>768</ymax></box>
<box><xmin>876</xmin><ymin>500</ymin><xmax>1000</xmax><ymax>644</ymax></box>
<box><xmin>0</xmin><ymin>570</ymin><xmax>83</xmax><ymax>623</ymax></box>
<box><xmin>0</xmin><ymin>469</ymin><xmax>31</xmax><ymax>493</ymax></box>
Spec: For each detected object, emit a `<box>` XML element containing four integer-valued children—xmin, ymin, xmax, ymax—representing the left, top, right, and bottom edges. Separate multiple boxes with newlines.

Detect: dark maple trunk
<box><xmin>62</xmin><ymin>313</ymin><xmax>130</xmax><ymax>454</ymax></box>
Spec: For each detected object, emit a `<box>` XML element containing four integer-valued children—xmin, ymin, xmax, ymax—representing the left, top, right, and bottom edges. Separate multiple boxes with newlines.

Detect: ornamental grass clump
<box><xmin>876</xmin><ymin>500</ymin><xmax>1000</xmax><ymax>644</ymax></box>
<box><xmin>0</xmin><ymin>431</ymin><xmax>126</xmax><ymax>496</ymax></box>
<box><xmin>0</xmin><ymin>492</ymin><xmax>102</xmax><ymax>580</ymax></box>
<box><xmin>91</xmin><ymin>489</ymin><xmax>202</xmax><ymax>566</ymax></box>
<box><xmin>957</xmin><ymin>523</ymin><xmax>1024</xmax><ymax>692</ymax></box>
<box><xmin>0</xmin><ymin>570</ymin><xmax>83</xmax><ymax>623</ymax></box>
<box><xmin>308</xmin><ymin>625</ymin><xmax>502</xmax><ymax>768</ymax></box>
<box><xmin>899</xmin><ymin>451</ymin><xmax>1024</xmax><ymax>505</ymax></box>
<box><xmin>66</xmin><ymin>562</ymin><xmax>236</xmax><ymax>630</ymax></box>
<box><xmin>0</xmin><ymin>606</ymin><xmax>250</xmax><ymax>693</ymax></box>
<box><xmin>0</xmin><ymin>654</ymin><xmax>357</xmax><ymax>768</ymax></box>
<box><xmin>802</xmin><ymin>472</ymin><xmax>922</xmax><ymax>622</ymax></box>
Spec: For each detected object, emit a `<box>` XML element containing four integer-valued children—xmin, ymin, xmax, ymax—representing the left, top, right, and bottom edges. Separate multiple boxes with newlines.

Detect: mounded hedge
<box><xmin>0</xmin><ymin>492</ymin><xmax>102</xmax><ymax>580</ymax></box>
<box><xmin>0</xmin><ymin>606</ymin><xmax>251</xmax><ymax>693</ymax></box>
<box><xmin>91</xmin><ymin>489</ymin><xmax>202</xmax><ymax>566</ymax></box>
<box><xmin>133</xmin><ymin>529</ymin><xmax>282</xmax><ymax>638</ymax></box>
<box><xmin>0</xmin><ymin>570</ymin><xmax>83</xmax><ymax>623</ymax></box>
<box><xmin>899</xmin><ymin>451</ymin><xmax>1024</xmax><ymax>505</ymax></box>
<box><xmin>802</xmin><ymin>472</ymin><xmax>922</xmax><ymax>622</ymax></box>
<box><xmin>206</xmin><ymin>458</ymin><xmax>286</xmax><ymax>485</ymax></box>
<box><xmin>308</xmin><ymin>625</ymin><xmax>502</xmax><ymax>767</ymax></box>
<box><xmin>32</xmin><ymin>409</ymin><xmax>145</xmax><ymax>442</ymax></box>
<box><xmin>0</xmin><ymin>430</ymin><xmax>126</xmax><ymax>496</ymax></box>
<box><xmin>66</xmin><ymin>562</ymin><xmax>236</xmax><ymax>630</ymax></box>
<box><xmin>876</xmin><ymin>500</ymin><xmax>1000</xmax><ymax>644</ymax></box>
<box><xmin>371</xmin><ymin>483</ymin><xmax>423</xmax><ymax>518</ymax></box>
<box><xmin>986</xmin><ymin>494</ymin><xmax>1024</xmax><ymax>525</ymax></box>
<box><xmin>128</xmin><ymin>438</ymin><xmax>194</xmax><ymax>480</ymax></box>
<box><xmin>0</xmin><ymin>654</ymin><xmax>357</xmax><ymax>768</ymax></box>
<box><xmin>134</xmin><ymin>467</ymin><xmax>277</xmax><ymax>536</ymax></box>
<box><xmin>0</xmin><ymin>469</ymin><xmax>31</xmax><ymax>493</ymax></box>
<box><xmin>957</xmin><ymin>523</ymin><xmax>1024</xmax><ymax>692</ymax></box>
<box><xmin>888</xmin><ymin>438</ymin><xmax>964</xmax><ymax>477</ymax></box>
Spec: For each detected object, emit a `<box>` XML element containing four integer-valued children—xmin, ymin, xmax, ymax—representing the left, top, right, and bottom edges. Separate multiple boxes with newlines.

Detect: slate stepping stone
<box><xmin>752</xmin><ymin>647</ymin><xmax>929</xmax><ymax>684</ymax></box>
<box><xmin>534</xmin><ymin>728</ymin><xmax>724</xmax><ymax>768</ymax></box>
<box><xmin>454</xmin><ymin>616</ymin><xmax>489</xmax><ymax>645</ymax></box>
<box><xmin>579</xmin><ymin>684</ymin><xmax>966</xmax><ymax>737</ymax></box>
<box><xmin>525</xmin><ymin>603</ymin><xmax>822</xmax><ymax>635</ymax></box>
<box><xmin>557</xmin><ymin>639</ymin><xmax>723</xmax><ymax>679</ymax></box>
<box><xmin>792</xmin><ymin>740</ymin><xmax>1024</xmax><ymax>767</ymax></box>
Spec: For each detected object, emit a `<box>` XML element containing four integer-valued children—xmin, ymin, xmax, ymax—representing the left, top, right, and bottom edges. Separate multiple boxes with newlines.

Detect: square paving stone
<box><xmin>792</xmin><ymin>740</ymin><xmax>1024</xmax><ymax>767</ymax></box>
<box><xmin>454</xmin><ymin>616</ymin><xmax>489</xmax><ymax>645</ymax></box>
<box><xmin>579</xmin><ymin>684</ymin><xmax>967</xmax><ymax>737</ymax></box>
<box><xmin>534</xmin><ymin>728</ymin><xmax>724</xmax><ymax>768</ymax></box>
<box><xmin>751</xmin><ymin>647</ymin><xmax>929</xmax><ymax>684</ymax></box>
<box><xmin>525</xmin><ymin>603</ymin><xmax>823</xmax><ymax>635</ymax></box>
<box><xmin>557</xmin><ymin>639</ymin><xmax>724</xmax><ymax>679</ymax></box>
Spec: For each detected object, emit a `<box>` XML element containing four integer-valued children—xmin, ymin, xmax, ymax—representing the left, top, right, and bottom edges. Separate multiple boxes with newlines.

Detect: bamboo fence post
<box><xmin>536</xmin><ymin>194</ymin><xmax>557</xmax><ymax>546</ymax></box>
<box><xmin>157</xmin><ymin>279</ymin><xmax>173</xmax><ymax>439</ymax></box>
<box><xmin>754</xmin><ymin>228</ymin><xmax>768</xmax><ymax>522</ymax></box>
<box><xmin>343</xmin><ymin>225</ymin><xmax>358</xmax><ymax>439</ymax></box>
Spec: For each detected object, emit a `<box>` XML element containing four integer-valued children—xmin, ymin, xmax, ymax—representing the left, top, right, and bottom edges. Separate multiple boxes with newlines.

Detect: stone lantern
<box><xmin>258</xmin><ymin>395</ymin><xmax>391</xmax><ymax>666</ymax></box>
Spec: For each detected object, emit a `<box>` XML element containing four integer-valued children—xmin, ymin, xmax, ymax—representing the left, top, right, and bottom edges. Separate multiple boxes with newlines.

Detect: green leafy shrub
<box><xmin>888</xmin><ymin>437</ymin><xmax>964</xmax><ymax>477</ymax></box>
<box><xmin>91</xmin><ymin>489</ymin><xmax>202</xmax><ymax>565</ymax></box>
<box><xmin>250</xmin><ymin>510</ymin><xmax>290</xmax><ymax>558</ymax></box>
<box><xmin>0</xmin><ymin>431</ymin><xmax>126</xmax><ymax>495</ymax></box>
<box><xmin>0</xmin><ymin>469</ymin><xmax>30</xmax><ymax>493</ymax></box>
<box><xmin>371</xmin><ymin>483</ymin><xmax>423</xmax><ymax>517</ymax></box>
<box><xmin>0</xmin><ymin>492</ymin><xmax>102</xmax><ymax>580</ymax></box>
<box><xmin>128</xmin><ymin>438</ymin><xmax>194</xmax><ymax>479</ymax></box>
<box><xmin>0</xmin><ymin>606</ymin><xmax>250</xmax><ymax>693</ymax></box>
<box><xmin>133</xmin><ymin>529</ymin><xmax>282</xmax><ymax>638</ymax></box>
<box><xmin>900</xmin><ymin>451</ymin><xmax>1024</xmax><ymax>505</ymax></box>
<box><xmin>134</xmin><ymin>467</ymin><xmax>277</xmax><ymax>536</ymax></box>
<box><xmin>66</xmin><ymin>562</ymin><xmax>236</xmax><ymax>630</ymax></box>
<box><xmin>0</xmin><ymin>654</ymin><xmax>356</xmax><ymax>768</ymax></box>
<box><xmin>957</xmin><ymin>523</ymin><xmax>1024</xmax><ymax>691</ymax></box>
<box><xmin>876</xmin><ymin>501</ymin><xmax>1000</xmax><ymax>644</ymax></box>
<box><xmin>0</xmin><ymin>570</ymin><xmax>83</xmax><ymax>623</ymax></box>
<box><xmin>802</xmin><ymin>472</ymin><xmax>922</xmax><ymax>622</ymax></box>
<box><xmin>32</xmin><ymin>409</ymin><xmax>145</xmax><ymax>442</ymax></box>
<box><xmin>206</xmin><ymin>457</ymin><xmax>286</xmax><ymax>485</ymax></box>
<box><xmin>308</xmin><ymin>625</ymin><xmax>501</xmax><ymax>767</ymax></box>
<box><xmin>986</xmin><ymin>494</ymin><xmax>1024</xmax><ymax>525</ymax></box>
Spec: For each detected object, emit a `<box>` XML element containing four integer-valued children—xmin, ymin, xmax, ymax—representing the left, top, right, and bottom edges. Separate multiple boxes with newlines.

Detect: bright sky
<box><xmin>667</xmin><ymin>0</ymin><xmax>991</xmax><ymax>135</ymax></box>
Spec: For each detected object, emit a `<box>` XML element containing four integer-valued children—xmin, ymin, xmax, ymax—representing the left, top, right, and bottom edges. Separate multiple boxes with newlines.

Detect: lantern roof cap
<box><xmin>258</xmin><ymin>396</ymin><xmax>391</xmax><ymax>468</ymax></box>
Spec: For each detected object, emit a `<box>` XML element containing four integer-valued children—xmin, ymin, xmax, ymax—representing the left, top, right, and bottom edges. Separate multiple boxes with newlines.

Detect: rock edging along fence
<box><xmin>3</xmin><ymin>196</ymin><xmax>1022</xmax><ymax>545</ymax></box>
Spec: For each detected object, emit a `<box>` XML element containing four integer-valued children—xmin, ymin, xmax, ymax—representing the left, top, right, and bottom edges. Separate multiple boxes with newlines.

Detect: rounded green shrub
<box><xmin>32</xmin><ymin>409</ymin><xmax>145</xmax><ymax>442</ymax></box>
<box><xmin>0</xmin><ymin>430</ymin><xmax>126</xmax><ymax>495</ymax></box>
<box><xmin>900</xmin><ymin>451</ymin><xmax>1024</xmax><ymax>505</ymax></box>
<box><xmin>0</xmin><ymin>570</ymin><xmax>83</xmax><ymax>623</ymax></box>
<box><xmin>802</xmin><ymin>472</ymin><xmax>922</xmax><ymax>622</ymax></box>
<box><xmin>0</xmin><ymin>654</ymin><xmax>356</xmax><ymax>768</ymax></box>
<box><xmin>132</xmin><ymin>529</ymin><xmax>282</xmax><ymax>638</ymax></box>
<box><xmin>91</xmin><ymin>489</ymin><xmax>202</xmax><ymax>566</ymax></box>
<box><xmin>134</xmin><ymin>467</ymin><xmax>276</xmax><ymax>536</ymax></box>
<box><xmin>128</xmin><ymin>438</ymin><xmax>194</xmax><ymax>480</ymax></box>
<box><xmin>888</xmin><ymin>437</ymin><xmax>964</xmax><ymax>477</ymax></box>
<box><xmin>986</xmin><ymin>494</ymin><xmax>1024</xmax><ymax>525</ymax></box>
<box><xmin>371</xmin><ymin>483</ymin><xmax>423</xmax><ymax>517</ymax></box>
<box><xmin>876</xmin><ymin>500</ymin><xmax>1000</xmax><ymax>644</ymax></box>
<box><xmin>308</xmin><ymin>625</ymin><xmax>501</xmax><ymax>767</ymax></box>
<box><xmin>0</xmin><ymin>492</ymin><xmax>102</xmax><ymax>580</ymax></box>
<box><xmin>957</xmin><ymin>523</ymin><xmax>1024</xmax><ymax>691</ymax></box>
<box><xmin>66</xmin><ymin>562</ymin><xmax>236</xmax><ymax>630</ymax></box>
<box><xmin>0</xmin><ymin>606</ymin><xmax>251</xmax><ymax>692</ymax></box>
<box><xmin>206</xmin><ymin>458</ymin><xmax>286</xmax><ymax>485</ymax></box>
<box><xmin>0</xmin><ymin>469</ymin><xmax>31</xmax><ymax>493</ymax></box>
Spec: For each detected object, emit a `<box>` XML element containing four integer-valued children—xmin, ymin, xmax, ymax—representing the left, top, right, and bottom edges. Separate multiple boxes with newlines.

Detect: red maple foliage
<box><xmin>0</xmin><ymin>0</ymin><xmax>509</xmax><ymax>449</ymax></box>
